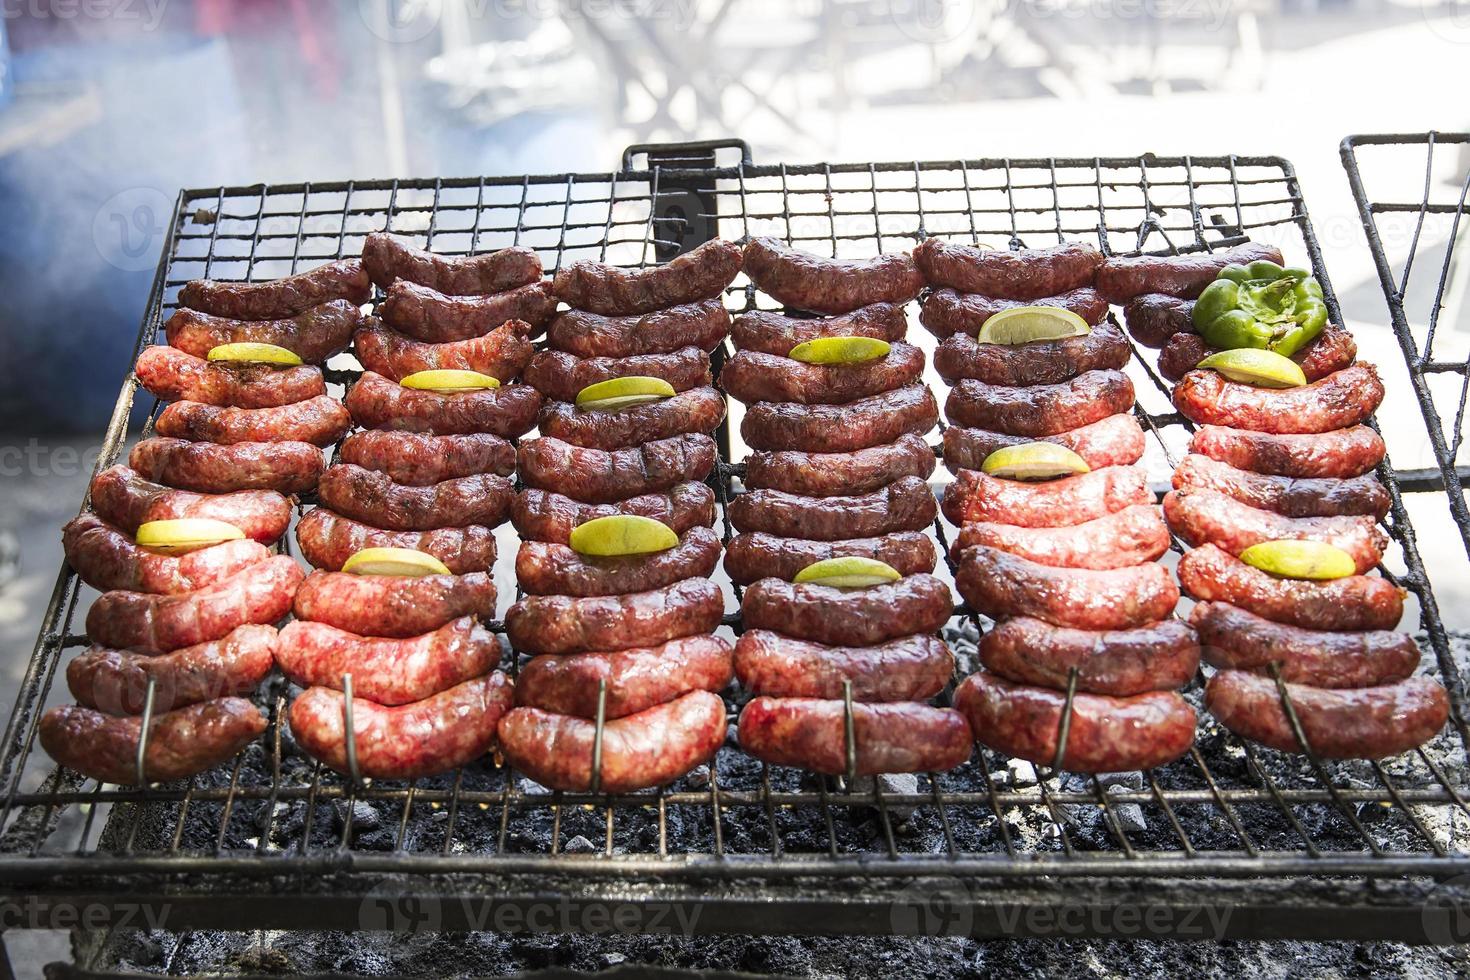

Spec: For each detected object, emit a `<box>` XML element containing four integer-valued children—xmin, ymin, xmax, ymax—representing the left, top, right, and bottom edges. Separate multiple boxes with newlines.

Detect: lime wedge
<box><xmin>206</xmin><ymin>342</ymin><xmax>303</xmax><ymax>367</ymax></box>
<box><xmin>575</xmin><ymin>376</ymin><xmax>675</xmax><ymax>412</ymax></box>
<box><xmin>981</xmin><ymin>443</ymin><xmax>1090</xmax><ymax>481</ymax></box>
<box><xmin>134</xmin><ymin>518</ymin><xmax>244</xmax><ymax>555</ymax></box>
<box><xmin>399</xmin><ymin>369</ymin><xmax>501</xmax><ymax>393</ymax></box>
<box><xmin>568</xmin><ymin>515</ymin><xmax>678</xmax><ymax>557</ymax></box>
<box><xmin>977</xmin><ymin>306</ymin><xmax>1091</xmax><ymax>346</ymax></box>
<box><xmin>1238</xmin><ymin>540</ymin><xmax>1355</xmax><ymax>581</ymax></box>
<box><xmin>787</xmin><ymin>336</ymin><xmax>891</xmax><ymax>365</ymax></box>
<box><xmin>341</xmin><ymin>547</ymin><xmax>451</xmax><ymax>577</ymax></box>
<box><xmin>1197</xmin><ymin>348</ymin><xmax>1307</xmax><ymax>389</ymax></box>
<box><xmin>793</xmin><ymin>556</ymin><xmax>902</xmax><ymax>589</ymax></box>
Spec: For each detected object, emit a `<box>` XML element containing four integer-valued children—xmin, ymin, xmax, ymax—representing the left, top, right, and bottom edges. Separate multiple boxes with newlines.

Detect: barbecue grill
<box><xmin>3</xmin><ymin>138</ymin><xmax>1469</xmax><ymax>973</ymax></box>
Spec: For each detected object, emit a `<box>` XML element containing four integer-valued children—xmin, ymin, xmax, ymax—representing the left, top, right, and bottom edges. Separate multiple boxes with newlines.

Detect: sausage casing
<box><xmin>729</xmin><ymin>476</ymin><xmax>937</xmax><ymax>541</ymax></box>
<box><xmin>950</xmin><ymin>503</ymin><xmax>1170</xmax><ymax>570</ymax></box>
<box><xmin>511</xmin><ymin>484</ymin><xmax>716</xmax><ymax>545</ymax></box>
<box><xmin>914</xmin><ymin>239</ymin><xmax>1103</xmax><ymax>299</ymax></box>
<box><xmin>1174</xmin><ymin>363</ymin><xmax>1384</xmax><ymax>434</ymax></box>
<box><xmin>741</xmin><ymin>385</ymin><xmax>938</xmax><ymax>453</ymax></box>
<box><xmin>920</xmin><ymin>286</ymin><xmax>1108</xmax><ymax>338</ymax></box>
<box><xmin>515</xmin><ymin>527</ymin><xmax>722</xmax><ymax>597</ymax></box>
<box><xmin>551</xmin><ymin>239</ymin><xmax>742</xmax><ymax>315</ymax></box>
<box><xmin>738</xmin><ymin>697</ymin><xmax>972</xmax><ymax>775</ymax></box>
<box><xmin>723</xmin><ymin>531</ymin><xmax>937</xmax><ymax>585</ymax></box>
<box><xmin>67</xmin><ymin>624</ymin><xmax>276</xmax><ymax>715</ymax></box>
<box><xmin>741</xmin><ymin>238</ymin><xmax>924</xmax><ymax>314</ymax></box>
<box><xmin>1172</xmin><ymin>453</ymin><xmax>1390</xmax><ymax>520</ymax></box>
<box><xmin>943</xmin><ymin>414</ymin><xmax>1146</xmax><ymax>474</ymax></box>
<box><xmin>514</xmin><ymin>635</ymin><xmax>733</xmax><ymax>720</ymax></box>
<box><xmin>941</xmin><ymin>465</ymin><xmax>1150</xmax><ymax>528</ymax></box>
<box><xmin>506</xmin><ymin>578</ymin><xmax>724</xmax><ymax>656</ymax></box>
<box><xmin>294</xmin><ymin>508</ymin><xmax>497</xmax><ymax>575</ymax></box>
<box><xmin>1164</xmin><ymin>487</ymin><xmax>1386</xmax><ymax>574</ymax></box>
<box><xmin>933</xmin><ymin>321</ymin><xmax>1130</xmax><ymax>386</ymax></box>
<box><xmin>734</xmin><ymin>630</ymin><xmax>954</xmax><ymax>701</ymax></box>
<box><xmin>978</xmin><ymin>617</ymin><xmax>1198</xmax><ymax>697</ymax></box>
<box><xmin>740</xmin><ymin>574</ymin><xmax>952</xmax><ymax>647</ymax></box>
<box><xmin>1177</xmin><ymin>543</ymin><xmax>1403</xmax><ymax>631</ymax></box>
<box><xmin>1190</xmin><ymin>601</ymin><xmax>1418</xmax><ymax>688</ymax></box>
<box><xmin>178</xmin><ymin>261</ymin><xmax>370</xmax><ymax>319</ymax></box>
<box><xmin>945</xmin><ymin>370</ymin><xmax>1135</xmax><ymax>437</ymax></box>
<box><xmin>293</xmin><ymin>570</ymin><xmax>496</xmax><ymax>639</ymax></box>
<box><xmin>316</xmin><ymin>465</ymin><xmax>514</xmax><ymax>531</ymax></box>
<box><xmin>40</xmin><ymin>698</ymin><xmax>268</xmax><ymax>785</ymax></box>
<box><xmin>63</xmin><ymin>514</ymin><xmax>270</xmax><ymax>595</ymax></box>
<box><xmin>955</xmin><ymin>544</ymin><xmax>1179</xmax><ymax>631</ymax></box>
<box><xmin>743</xmin><ymin>433</ymin><xmax>936</xmax><ymax>497</ymax></box>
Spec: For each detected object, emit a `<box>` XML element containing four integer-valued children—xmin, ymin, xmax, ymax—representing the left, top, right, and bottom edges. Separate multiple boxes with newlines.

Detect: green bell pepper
<box><xmin>1190</xmin><ymin>260</ymin><xmax>1327</xmax><ymax>357</ymax></box>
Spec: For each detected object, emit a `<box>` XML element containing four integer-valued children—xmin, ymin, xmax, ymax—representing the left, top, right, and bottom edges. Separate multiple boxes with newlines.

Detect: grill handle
<box><xmin>620</xmin><ymin>138</ymin><xmax>752</xmax><ymax>173</ymax></box>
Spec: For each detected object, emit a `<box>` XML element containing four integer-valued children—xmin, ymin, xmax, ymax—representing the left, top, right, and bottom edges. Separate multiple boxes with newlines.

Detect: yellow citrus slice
<box><xmin>134</xmin><ymin>518</ymin><xmax>245</xmax><ymax>555</ymax></box>
<box><xmin>399</xmin><ymin>369</ymin><xmax>501</xmax><ymax>393</ymax></box>
<box><xmin>1197</xmin><ymin>348</ymin><xmax>1307</xmax><ymax>389</ymax></box>
<box><xmin>1238</xmin><ymin>540</ymin><xmax>1356</xmax><ymax>581</ymax></box>
<box><xmin>981</xmin><ymin>443</ymin><xmax>1090</xmax><ymax>481</ymax></box>
<box><xmin>977</xmin><ymin>306</ymin><xmax>1091</xmax><ymax>346</ymax></box>
<box><xmin>793</xmin><ymin>556</ymin><xmax>902</xmax><ymax>589</ymax></box>
<box><xmin>205</xmin><ymin>342</ymin><xmax>303</xmax><ymax>366</ymax></box>
<box><xmin>575</xmin><ymin>376</ymin><xmax>676</xmax><ymax>412</ymax></box>
<box><xmin>568</xmin><ymin>515</ymin><xmax>678</xmax><ymax>557</ymax></box>
<box><xmin>341</xmin><ymin>547</ymin><xmax>451</xmax><ymax>577</ymax></box>
<box><xmin>787</xmin><ymin>336</ymin><xmax>891</xmax><ymax>365</ymax></box>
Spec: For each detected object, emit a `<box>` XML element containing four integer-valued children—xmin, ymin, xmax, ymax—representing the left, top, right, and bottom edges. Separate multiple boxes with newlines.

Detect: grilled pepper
<box><xmin>1191</xmin><ymin>260</ymin><xmax>1327</xmax><ymax>357</ymax></box>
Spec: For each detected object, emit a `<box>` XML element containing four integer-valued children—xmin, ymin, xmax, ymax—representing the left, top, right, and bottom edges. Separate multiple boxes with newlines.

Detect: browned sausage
<box><xmin>729</xmin><ymin>476</ymin><xmax>937</xmax><ymax>541</ymax></box>
<box><xmin>537</xmin><ymin>387</ymin><xmax>725</xmax><ymax>450</ymax></box>
<box><xmin>1171</xmin><ymin>323</ymin><xmax>1356</xmax><ymax>385</ymax></box>
<box><xmin>155</xmin><ymin>395</ymin><xmax>350</xmax><ymax>447</ymax></box>
<box><xmin>344</xmin><ymin>372</ymin><xmax>542</xmax><ymax>438</ymax></box>
<box><xmin>721</xmin><ymin>342</ymin><xmax>925</xmax><ymax>405</ymax></box>
<box><xmin>1164</xmin><ymin>487</ymin><xmax>1386</xmax><ymax>574</ymax></box>
<box><xmin>741</xmin><ymin>385</ymin><xmax>938</xmax><ymax>453</ymax></box>
<box><xmin>178</xmin><ymin>261</ymin><xmax>370</xmax><ymax>319</ymax></box>
<box><xmin>1190</xmin><ymin>601</ymin><xmax>1418</xmax><ymax>688</ymax></box>
<box><xmin>514</xmin><ymin>635</ymin><xmax>733</xmax><ymax>720</ymax></box>
<box><xmin>1158</xmin><ymin>331</ymin><xmax>1216</xmax><ymax>383</ymax></box>
<box><xmin>945</xmin><ymin>370</ymin><xmax>1135</xmax><ymax>436</ymax></box>
<box><xmin>514</xmin><ymin>527</ymin><xmax>722</xmax><ymax>597</ymax></box>
<box><xmin>950</xmin><ymin>503</ymin><xmax>1170</xmax><ymax>570</ymax></box>
<box><xmin>66</xmin><ymin>624</ymin><xmax>275</xmax><ymax>715</ymax></box>
<box><xmin>377</xmin><ymin>280</ymin><xmax>557</xmax><ymax>342</ymax></box>
<box><xmin>517</xmin><ymin>434</ymin><xmax>716</xmax><ymax>505</ymax></box>
<box><xmin>734</xmin><ymin>630</ymin><xmax>953</xmax><ymax>701</ymax></box>
<box><xmin>316</xmin><ymin>464</ymin><xmax>514</xmax><ymax>531</ymax></box>
<box><xmin>744</xmin><ymin>433</ymin><xmax>936</xmax><ymax>497</ymax></box>
<box><xmin>1189</xmin><ymin>425</ymin><xmax>1385</xmax><ymax>479</ymax></box>
<box><xmin>920</xmin><ymin>286</ymin><xmax>1109</xmax><ymax>339</ymax></box>
<box><xmin>1174</xmin><ymin>363</ymin><xmax>1384</xmax><ymax>434</ymax></box>
<box><xmin>362</xmin><ymin>233</ymin><xmax>542</xmax><ymax>294</ymax></box>
<box><xmin>165</xmin><ymin>299</ymin><xmax>361</xmax><ymax>364</ymax></box>
<box><xmin>1122</xmin><ymin>293</ymin><xmax>1195</xmax><ymax>348</ymax></box>
<box><xmin>294</xmin><ymin>508</ymin><xmax>497</xmax><ymax>575</ymax></box>
<box><xmin>89</xmin><ymin>465</ymin><xmax>293</xmax><ymax>543</ymax></box>
<box><xmin>552</xmin><ymin>238</ymin><xmax>742</xmax><ymax>315</ymax></box>
<box><xmin>978</xmin><ymin>617</ymin><xmax>1198</xmax><ymax>697</ymax></box>
<box><xmin>738</xmin><ymin>697</ymin><xmax>972</xmax><ymax>775</ymax></box>
<box><xmin>954</xmin><ymin>544</ymin><xmax>1179</xmax><ymax>630</ymax></box>
<box><xmin>506</xmin><ymin>578</ymin><xmax>724</xmax><ymax>656</ymax></box>
<box><xmin>941</xmin><ymin>465</ymin><xmax>1150</xmax><ymax>528</ymax></box>
<box><xmin>914</xmin><ymin>239</ymin><xmax>1103</xmax><ymax>299</ymax></box>
<box><xmin>1094</xmin><ymin>242</ymin><xmax>1285</xmax><ymax>304</ymax></box>
<box><xmin>954</xmin><ymin>671</ymin><xmax>1196</xmax><ymax>772</ymax></box>
<box><xmin>293</xmin><ymin>570</ymin><xmax>496</xmax><ymax>639</ymax></box>
<box><xmin>353</xmin><ymin>318</ymin><xmax>534</xmax><ymax>382</ymax></box>
<box><xmin>1204</xmin><ymin>671</ymin><xmax>1447</xmax><ymax>759</ymax></box>
<box><xmin>724</xmin><ymin>531</ymin><xmax>937</xmax><ymax>585</ymax></box>
<box><xmin>523</xmin><ymin>346</ymin><xmax>711</xmax><ymax>402</ymax></box>
<box><xmin>933</xmin><ymin>321</ymin><xmax>1131</xmax><ymax>387</ymax></box>
<box><xmin>1177</xmin><ymin>543</ymin><xmax>1403</xmax><ymax>631</ymax></box>
<box><xmin>1172</xmin><ymin>453</ymin><xmax>1390</xmax><ymax>520</ymax></box>
<box><xmin>942</xmin><ymin>414</ymin><xmax>1146</xmax><ymax>474</ymax></box>
<box><xmin>511</xmin><ymin>484</ymin><xmax>716</xmax><ymax>545</ymax></box>
<box><xmin>135</xmin><ymin>345</ymin><xmax>325</xmax><ymax>408</ymax></box>
<box><xmin>546</xmin><ymin>299</ymin><xmax>730</xmax><ymax>358</ymax></box>
<box><xmin>741</xmin><ymin>238</ymin><xmax>924</xmax><ymax>314</ymax></box>
<box><xmin>740</xmin><ymin>574</ymin><xmax>952</xmax><ymax>647</ymax></box>
<box><xmin>731</xmin><ymin>303</ymin><xmax>909</xmax><ymax>355</ymax></box>
<box><xmin>63</xmin><ymin>514</ymin><xmax>270</xmax><ymax>595</ymax></box>
<box><xmin>129</xmin><ymin>437</ymin><xmax>324</xmax><ymax>495</ymax></box>
<box><xmin>337</xmin><ymin>430</ymin><xmax>516</xmax><ymax>484</ymax></box>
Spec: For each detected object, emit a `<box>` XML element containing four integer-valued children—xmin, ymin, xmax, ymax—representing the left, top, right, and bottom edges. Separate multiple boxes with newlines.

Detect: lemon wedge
<box><xmin>399</xmin><ymin>370</ymin><xmax>501</xmax><ymax>393</ymax></box>
<box><xmin>1238</xmin><ymin>540</ymin><xmax>1355</xmax><ymax>581</ymax></box>
<box><xmin>575</xmin><ymin>376</ymin><xmax>676</xmax><ymax>412</ymax></box>
<box><xmin>1197</xmin><ymin>348</ymin><xmax>1307</xmax><ymax>389</ymax></box>
<box><xmin>787</xmin><ymin>336</ymin><xmax>891</xmax><ymax>365</ymax></box>
<box><xmin>568</xmin><ymin>515</ymin><xmax>678</xmax><ymax>557</ymax></box>
<box><xmin>793</xmin><ymin>557</ymin><xmax>902</xmax><ymax>589</ymax></box>
<box><xmin>341</xmin><ymin>547</ymin><xmax>452</xmax><ymax>577</ymax></box>
<box><xmin>134</xmin><ymin>518</ymin><xmax>245</xmax><ymax>555</ymax></box>
<box><xmin>977</xmin><ymin>306</ymin><xmax>1091</xmax><ymax>346</ymax></box>
<box><xmin>981</xmin><ymin>443</ymin><xmax>1090</xmax><ymax>481</ymax></box>
<box><xmin>206</xmin><ymin>342</ymin><xmax>303</xmax><ymax>367</ymax></box>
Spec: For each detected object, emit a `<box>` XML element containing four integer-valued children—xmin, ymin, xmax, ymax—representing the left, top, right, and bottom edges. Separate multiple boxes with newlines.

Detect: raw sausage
<box><xmin>950</xmin><ymin>503</ymin><xmax>1170</xmax><ymax>570</ymax></box>
<box><xmin>89</xmin><ymin>465</ymin><xmax>292</xmax><ymax>543</ymax></box>
<box><xmin>942</xmin><ymin>414</ymin><xmax>1146</xmax><ymax>474</ymax></box>
<box><xmin>734</xmin><ymin>630</ymin><xmax>953</xmax><ymax>701</ymax></box>
<box><xmin>353</xmin><ymin>318</ymin><xmax>534</xmax><ymax>382</ymax></box>
<box><xmin>1189</xmin><ymin>425</ymin><xmax>1385</xmax><ymax>479</ymax></box>
<box><xmin>1164</xmin><ymin>487</ymin><xmax>1386</xmax><ymax>574</ymax></box>
<box><xmin>155</xmin><ymin>395</ymin><xmax>350</xmax><ymax>447</ymax></box>
<box><xmin>135</xmin><ymin>345</ymin><xmax>325</xmax><ymax>408</ymax></box>
<box><xmin>129</xmin><ymin>437</ymin><xmax>324</xmax><ymax>494</ymax></box>
<box><xmin>63</xmin><ymin>514</ymin><xmax>269</xmax><ymax>594</ymax></box>
<box><xmin>941</xmin><ymin>465</ymin><xmax>1150</xmax><ymax>528</ymax></box>
<box><xmin>1174</xmin><ymin>363</ymin><xmax>1383</xmax><ymax>434</ymax></box>
<box><xmin>1172</xmin><ymin>453</ymin><xmax>1390</xmax><ymax>520</ymax></box>
<box><xmin>506</xmin><ymin>578</ymin><xmax>724</xmax><ymax>656</ymax></box>
<box><xmin>293</xmin><ymin>570</ymin><xmax>496</xmax><ymax>639</ymax></box>
<box><xmin>67</xmin><ymin>624</ymin><xmax>275</xmax><ymax>715</ymax></box>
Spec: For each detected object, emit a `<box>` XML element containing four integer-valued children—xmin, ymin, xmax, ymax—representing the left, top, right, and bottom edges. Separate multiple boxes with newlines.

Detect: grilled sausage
<box><xmin>1164</xmin><ymin>487</ymin><xmax>1386</xmax><ymax>574</ymax></box>
<box><xmin>1174</xmin><ymin>363</ymin><xmax>1384</xmax><ymax>434</ymax></box>
<box><xmin>978</xmin><ymin>617</ymin><xmax>1198</xmax><ymax>697</ymax></box>
<box><xmin>1158</xmin><ymin>331</ymin><xmax>1216</xmax><ymax>384</ymax></box>
<box><xmin>1189</xmin><ymin>424</ymin><xmax>1386</xmax><ymax>479</ymax></box>
<box><xmin>734</xmin><ymin>630</ymin><xmax>953</xmax><ymax>701</ymax></box>
<box><xmin>178</xmin><ymin>261</ymin><xmax>370</xmax><ymax>319</ymax></box>
<box><xmin>941</xmin><ymin>465</ymin><xmax>1150</xmax><ymax>528</ymax></box>
<box><xmin>950</xmin><ymin>503</ymin><xmax>1170</xmax><ymax>570</ymax></box>
<box><xmin>741</xmin><ymin>238</ymin><xmax>924</xmax><ymax>314</ymax></box>
<box><xmin>537</xmin><ymin>387</ymin><xmax>725</xmax><ymax>451</ymax></box>
<box><xmin>294</xmin><ymin>508</ymin><xmax>497</xmax><ymax>574</ymax></box>
<box><xmin>514</xmin><ymin>635</ymin><xmax>734</xmax><ymax>720</ymax></box>
<box><xmin>919</xmin><ymin>286</ymin><xmax>1109</xmax><ymax>339</ymax></box>
<box><xmin>344</xmin><ymin>372</ymin><xmax>542</xmax><ymax>438</ymax></box>
<box><xmin>1168</xmin><ymin>323</ymin><xmax>1359</xmax><ymax>386</ymax></box>
<box><xmin>731</xmin><ymin>303</ymin><xmax>910</xmax><ymax>355</ymax></box>
<box><xmin>955</xmin><ymin>544</ymin><xmax>1179</xmax><ymax>630</ymax></box>
<box><xmin>942</xmin><ymin>414</ymin><xmax>1146</xmax><ymax>474</ymax></box>
<box><xmin>741</xmin><ymin>385</ymin><xmax>938</xmax><ymax>453</ymax></box>
<box><xmin>362</xmin><ymin>233</ymin><xmax>542</xmax><ymax>294</ymax></box>
<box><xmin>945</xmin><ymin>370</ymin><xmax>1135</xmax><ymax>436</ymax></box>
<box><xmin>353</xmin><ymin>318</ymin><xmax>534</xmax><ymax>382</ymax></box>
<box><xmin>338</xmin><ymin>430</ymin><xmax>516</xmax><ymax>485</ymax></box>
<box><xmin>1204</xmin><ymin>670</ymin><xmax>1447</xmax><ymax>759</ymax></box>
<box><xmin>290</xmin><ymin>672</ymin><xmax>514</xmax><ymax>779</ymax></box>
<box><xmin>67</xmin><ymin>624</ymin><xmax>274</xmax><ymax>716</ymax></box>
<box><xmin>738</xmin><ymin>698</ymin><xmax>972</xmax><ymax>775</ymax></box>
<box><xmin>165</xmin><ymin>299</ymin><xmax>360</xmax><ymax>364</ymax></box>
<box><xmin>1122</xmin><ymin>293</ymin><xmax>1195</xmax><ymax>348</ymax></box>
<box><xmin>914</xmin><ymin>239</ymin><xmax>1103</xmax><ymax>299</ymax></box>
<box><xmin>498</xmin><ymin>690</ymin><xmax>726</xmax><ymax>792</ymax></box>
<box><xmin>1190</xmin><ymin>602</ymin><xmax>1418</xmax><ymax>688</ymax></box>
<box><xmin>1177</xmin><ymin>543</ymin><xmax>1403</xmax><ymax>631</ymax></box>
<box><xmin>721</xmin><ymin>342</ymin><xmax>925</xmax><ymax>405</ymax></box>
<box><xmin>1172</xmin><ymin>453</ymin><xmax>1390</xmax><ymax>520</ymax></box>
<box><xmin>155</xmin><ymin>395</ymin><xmax>350</xmax><ymax>448</ymax></box>
<box><xmin>728</xmin><ymin>476</ymin><xmax>937</xmax><ymax>540</ymax></box>
<box><xmin>724</xmin><ymin>531</ymin><xmax>937</xmax><ymax>585</ymax></box>
<box><xmin>546</xmin><ymin>299</ymin><xmax>731</xmax><ymax>358</ymax></box>
<box><xmin>63</xmin><ymin>514</ymin><xmax>269</xmax><ymax>595</ymax></box>
<box><xmin>1094</xmin><ymin>242</ymin><xmax>1285</xmax><ymax>304</ymax></box>
<box><xmin>85</xmin><ymin>555</ymin><xmax>303</xmax><ymax>654</ymax></box>
<box><xmin>89</xmin><ymin>465</ymin><xmax>292</xmax><ymax>543</ymax></box>
<box><xmin>377</xmin><ymin>280</ymin><xmax>557</xmax><ymax>342</ymax></box>
<box><xmin>135</xmin><ymin>346</ymin><xmax>325</xmax><ymax>409</ymax></box>
<box><xmin>933</xmin><ymin>321</ymin><xmax>1131</xmax><ymax>387</ymax></box>
<box><xmin>515</xmin><ymin>527</ymin><xmax>722</xmax><ymax>597</ymax></box>
<box><xmin>552</xmin><ymin>238</ymin><xmax>742</xmax><ymax>315</ymax></box>
<box><xmin>506</xmin><ymin>578</ymin><xmax>724</xmax><ymax>656</ymax></box>
<box><xmin>293</xmin><ymin>570</ymin><xmax>495</xmax><ymax>639</ymax></box>
<box><xmin>523</xmin><ymin>346</ymin><xmax>711</xmax><ymax>402</ymax></box>
<box><xmin>743</xmin><ymin>433</ymin><xmax>936</xmax><ymax>497</ymax></box>
<box><xmin>129</xmin><ymin>437</ymin><xmax>324</xmax><ymax>494</ymax></box>
<box><xmin>511</xmin><ymin>484</ymin><xmax>716</xmax><ymax>545</ymax></box>
<box><xmin>316</xmin><ymin>465</ymin><xmax>514</xmax><ymax>531</ymax></box>
<box><xmin>954</xmin><ymin>671</ymin><xmax>1196</xmax><ymax>773</ymax></box>
<box><xmin>39</xmin><ymin>698</ymin><xmax>268</xmax><ymax>785</ymax></box>
<box><xmin>517</xmin><ymin>434</ymin><xmax>716</xmax><ymax>504</ymax></box>
<box><xmin>275</xmin><ymin>616</ymin><xmax>499</xmax><ymax>706</ymax></box>
<box><xmin>740</xmin><ymin>574</ymin><xmax>952</xmax><ymax>647</ymax></box>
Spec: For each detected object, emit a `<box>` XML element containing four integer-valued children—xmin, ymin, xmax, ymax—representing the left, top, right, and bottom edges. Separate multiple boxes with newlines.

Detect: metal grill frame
<box><xmin>4</xmin><ymin>141</ymin><xmax>1470</xmax><ymax>956</ymax></box>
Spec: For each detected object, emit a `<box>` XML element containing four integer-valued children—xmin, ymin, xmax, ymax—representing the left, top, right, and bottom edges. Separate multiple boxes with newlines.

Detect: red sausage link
<box><xmin>942</xmin><ymin>414</ymin><xmax>1146</xmax><ymax>474</ymax></box>
<box><xmin>63</xmin><ymin>514</ymin><xmax>269</xmax><ymax>594</ymax></box>
<box><xmin>920</xmin><ymin>286</ymin><xmax>1108</xmax><ymax>339</ymax></box>
<box><xmin>1177</xmin><ymin>543</ymin><xmax>1403</xmax><ymax>631</ymax></box>
<box><xmin>945</xmin><ymin>370</ymin><xmax>1135</xmax><ymax>436</ymax></box>
<box><xmin>1191</xmin><ymin>601</ymin><xmax>1418</xmax><ymax>688</ymax></box>
<box><xmin>165</xmin><ymin>299</ymin><xmax>361</xmax><ymax>364</ymax></box>
<box><xmin>517</xmin><ymin>434</ymin><xmax>716</xmax><ymax>504</ymax></box>
<box><xmin>345</xmin><ymin>372</ymin><xmax>542</xmax><ymax>438</ymax></box>
<box><xmin>377</xmin><ymin>280</ymin><xmax>557</xmax><ymax>342</ymax></box>
<box><xmin>721</xmin><ymin>343</ymin><xmax>925</xmax><ymax>405</ymax></box>
<box><xmin>1094</xmin><ymin>242</ymin><xmax>1284</xmax><ymax>304</ymax></box>
<box><xmin>552</xmin><ymin>239</ymin><xmax>742</xmax><ymax>315</ymax></box>
<box><xmin>511</xmin><ymin>484</ymin><xmax>716</xmax><ymax>545</ymax></box>
<box><xmin>738</xmin><ymin>697</ymin><xmax>972</xmax><ymax>775</ymax></box>
<box><xmin>728</xmin><ymin>476</ymin><xmax>937</xmax><ymax>541</ymax></box>
<box><xmin>1122</xmin><ymin>293</ymin><xmax>1195</xmax><ymax>348</ymax></box>
<box><xmin>744</xmin><ymin>433</ymin><xmax>936</xmax><ymax>497</ymax></box>
<box><xmin>294</xmin><ymin>508</ymin><xmax>497</xmax><ymax>574</ymax></box>
<box><xmin>950</xmin><ymin>503</ymin><xmax>1170</xmax><ymax>570</ymax></box>
<box><xmin>338</xmin><ymin>430</ymin><xmax>516</xmax><ymax>484</ymax></box>
<box><xmin>1164</xmin><ymin>487</ymin><xmax>1386</xmax><ymax>574</ymax></box>
<box><xmin>514</xmin><ymin>635</ymin><xmax>733</xmax><ymax>719</ymax></box>
<box><xmin>525</xmin><ymin>347</ymin><xmax>711</xmax><ymax>402</ymax></box>
<box><xmin>933</xmin><ymin>321</ymin><xmax>1130</xmax><ymax>387</ymax></box>
<box><xmin>978</xmin><ymin>617</ymin><xmax>1198</xmax><ymax>697</ymax></box>
<box><xmin>914</xmin><ymin>239</ymin><xmax>1103</xmax><ymax>299</ymax></box>
<box><xmin>740</xmin><ymin>574</ymin><xmax>952</xmax><ymax>647</ymax></box>
<box><xmin>941</xmin><ymin>465</ymin><xmax>1150</xmax><ymax>528</ymax></box>
<box><xmin>293</xmin><ymin>570</ymin><xmax>496</xmax><ymax>639</ymax></box>
<box><xmin>506</xmin><ymin>578</ymin><xmax>724</xmax><ymax>656</ymax></box>
<box><xmin>353</xmin><ymin>318</ymin><xmax>534</xmax><ymax>382</ymax></box>
<box><xmin>741</xmin><ymin>385</ymin><xmax>938</xmax><ymax>453</ymax></box>
<box><xmin>362</xmin><ymin>233</ymin><xmax>542</xmax><ymax>294</ymax></box>
<box><xmin>1174</xmin><ymin>363</ymin><xmax>1384</xmax><ymax>434</ymax></box>
<box><xmin>1189</xmin><ymin>424</ymin><xmax>1385</xmax><ymax>479</ymax></box>
<box><xmin>1166</xmin><ymin>324</ymin><xmax>1358</xmax><ymax>384</ymax></box>
<box><xmin>955</xmin><ymin>544</ymin><xmax>1179</xmax><ymax>631</ymax></box>
<box><xmin>155</xmin><ymin>395</ymin><xmax>350</xmax><ymax>447</ymax></box>
<box><xmin>1172</xmin><ymin>453</ymin><xmax>1390</xmax><ymax>520</ymax></box>
<box><xmin>135</xmin><ymin>346</ymin><xmax>324</xmax><ymax>408</ymax></box>
<box><xmin>731</xmin><ymin>303</ymin><xmax>909</xmax><ymax>355</ymax></box>
<box><xmin>734</xmin><ymin>630</ymin><xmax>954</xmax><ymax>701</ymax></box>
<box><xmin>514</xmin><ymin>527</ymin><xmax>722</xmax><ymax>597</ymax></box>
<box><xmin>178</xmin><ymin>261</ymin><xmax>370</xmax><ymax>319</ymax></box>
<box><xmin>316</xmin><ymin>464</ymin><xmax>514</xmax><ymax>531</ymax></box>
<box><xmin>723</xmin><ymin>531</ymin><xmax>937</xmax><ymax>585</ymax></box>
<box><xmin>537</xmin><ymin>386</ymin><xmax>725</xmax><ymax>451</ymax></box>
<box><xmin>129</xmin><ymin>437</ymin><xmax>324</xmax><ymax>495</ymax></box>
<box><xmin>67</xmin><ymin>624</ymin><xmax>275</xmax><ymax>715</ymax></box>
<box><xmin>546</xmin><ymin>299</ymin><xmax>730</xmax><ymax>358</ymax></box>
<box><xmin>742</xmin><ymin>238</ymin><xmax>924</xmax><ymax>314</ymax></box>
<box><xmin>89</xmin><ymin>465</ymin><xmax>292</xmax><ymax>543</ymax></box>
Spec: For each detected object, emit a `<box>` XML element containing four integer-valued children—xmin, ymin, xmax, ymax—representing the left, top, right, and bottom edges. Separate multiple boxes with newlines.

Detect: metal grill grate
<box><xmin>4</xmin><ymin>143</ymin><xmax>1470</xmax><ymax>951</ymax></box>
